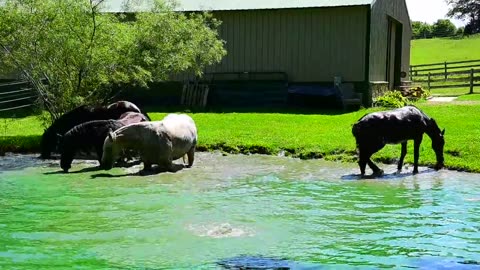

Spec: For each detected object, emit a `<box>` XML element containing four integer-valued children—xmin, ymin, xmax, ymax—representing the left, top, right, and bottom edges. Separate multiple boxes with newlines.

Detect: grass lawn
<box><xmin>411</xmin><ymin>34</ymin><xmax>480</xmax><ymax>65</ymax></box>
<box><xmin>429</xmin><ymin>87</ymin><xmax>476</xmax><ymax>97</ymax></box>
<box><xmin>456</xmin><ymin>93</ymin><xmax>480</xmax><ymax>101</ymax></box>
<box><xmin>410</xmin><ymin>35</ymin><xmax>480</xmax><ymax>97</ymax></box>
<box><xmin>1</xmin><ymin>102</ymin><xmax>480</xmax><ymax>173</ymax></box>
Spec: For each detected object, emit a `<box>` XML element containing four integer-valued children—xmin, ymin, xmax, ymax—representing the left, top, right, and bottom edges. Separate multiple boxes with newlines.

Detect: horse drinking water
<box><xmin>101</xmin><ymin>113</ymin><xmax>197</xmax><ymax>174</ymax></box>
<box><xmin>352</xmin><ymin>105</ymin><xmax>445</xmax><ymax>177</ymax></box>
<box><xmin>40</xmin><ymin>101</ymin><xmax>149</xmax><ymax>159</ymax></box>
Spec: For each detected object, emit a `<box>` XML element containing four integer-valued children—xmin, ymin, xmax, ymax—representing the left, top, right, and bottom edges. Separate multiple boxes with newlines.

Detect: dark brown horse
<box><xmin>352</xmin><ymin>105</ymin><xmax>445</xmax><ymax>177</ymax></box>
<box><xmin>40</xmin><ymin>101</ymin><xmax>150</xmax><ymax>159</ymax></box>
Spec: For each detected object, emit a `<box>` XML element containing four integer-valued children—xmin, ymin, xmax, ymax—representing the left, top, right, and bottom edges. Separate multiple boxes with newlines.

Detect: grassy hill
<box><xmin>411</xmin><ymin>34</ymin><xmax>480</xmax><ymax>65</ymax></box>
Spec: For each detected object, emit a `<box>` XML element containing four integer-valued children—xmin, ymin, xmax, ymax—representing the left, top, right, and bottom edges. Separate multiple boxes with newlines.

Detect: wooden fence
<box><xmin>409</xmin><ymin>59</ymin><xmax>480</xmax><ymax>93</ymax></box>
<box><xmin>181</xmin><ymin>81</ymin><xmax>209</xmax><ymax>108</ymax></box>
<box><xmin>0</xmin><ymin>80</ymin><xmax>37</xmax><ymax>112</ymax></box>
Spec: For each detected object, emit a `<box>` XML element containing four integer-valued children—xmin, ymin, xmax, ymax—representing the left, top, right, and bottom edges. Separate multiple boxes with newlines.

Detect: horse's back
<box><xmin>161</xmin><ymin>114</ymin><xmax>197</xmax><ymax>159</ymax></box>
<box><xmin>161</xmin><ymin>114</ymin><xmax>197</xmax><ymax>141</ymax></box>
<box><xmin>106</xmin><ymin>100</ymin><xmax>146</xmax><ymax>119</ymax></box>
<box><xmin>118</xmin><ymin>112</ymin><xmax>149</xmax><ymax>125</ymax></box>
<box><xmin>63</xmin><ymin>120</ymin><xmax>124</xmax><ymax>148</ymax></box>
<box><xmin>353</xmin><ymin>106</ymin><xmax>428</xmax><ymax>142</ymax></box>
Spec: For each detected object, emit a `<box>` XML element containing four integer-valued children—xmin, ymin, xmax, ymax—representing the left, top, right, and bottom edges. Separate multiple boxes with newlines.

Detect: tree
<box><xmin>0</xmin><ymin>0</ymin><xmax>226</xmax><ymax>123</ymax></box>
<box><xmin>432</xmin><ymin>19</ymin><xmax>457</xmax><ymax>37</ymax></box>
<box><xmin>411</xmin><ymin>21</ymin><xmax>433</xmax><ymax>39</ymax></box>
<box><xmin>447</xmin><ymin>0</ymin><xmax>480</xmax><ymax>35</ymax></box>
<box><xmin>456</xmin><ymin>26</ymin><xmax>465</xmax><ymax>36</ymax></box>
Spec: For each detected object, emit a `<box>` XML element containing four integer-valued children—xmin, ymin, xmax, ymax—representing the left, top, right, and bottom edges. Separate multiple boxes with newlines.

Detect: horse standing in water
<box><xmin>40</xmin><ymin>101</ymin><xmax>149</xmax><ymax>159</ymax></box>
<box><xmin>352</xmin><ymin>105</ymin><xmax>445</xmax><ymax>177</ymax></box>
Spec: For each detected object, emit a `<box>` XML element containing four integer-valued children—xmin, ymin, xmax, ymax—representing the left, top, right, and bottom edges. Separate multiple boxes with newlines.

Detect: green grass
<box><xmin>2</xmin><ymin>103</ymin><xmax>480</xmax><ymax>173</ymax></box>
<box><xmin>428</xmin><ymin>87</ymin><xmax>474</xmax><ymax>97</ymax></box>
<box><xmin>410</xmin><ymin>35</ymin><xmax>480</xmax><ymax>96</ymax></box>
<box><xmin>456</xmin><ymin>93</ymin><xmax>480</xmax><ymax>101</ymax></box>
<box><xmin>411</xmin><ymin>34</ymin><xmax>480</xmax><ymax>65</ymax></box>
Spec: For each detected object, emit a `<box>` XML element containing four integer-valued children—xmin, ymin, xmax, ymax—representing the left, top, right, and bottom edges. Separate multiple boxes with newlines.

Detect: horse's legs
<box><xmin>143</xmin><ymin>161</ymin><xmax>152</xmax><ymax>171</ymax></box>
<box><xmin>367</xmin><ymin>159</ymin><xmax>383</xmax><ymax>176</ymax></box>
<box><xmin>357</xmin><ymin>148</ymin><xmax>368</xmax><ymax>176</ymax></box>
<box><xmin>95</xmin><ymin>145</ymin><xmax>104</xmax><ymax>168</ymax></box>
<box><xmin>358</xmin><ymin>141</ymin><xmax>384</xmax><ymax>177</ymax></box>
<box><xmin>186</xmin><ymin>146</ymin><xmax>195</xmax><ymax>167</ymax></box>
<box><xmin>413</xmin><ymin>137</ymin><xmax>423</xmax><ymax>174</ymax></box>
<box><xmin>397</xmin><ymin>142</ymin><xmax>408</xmax><ymax>173</ymax></box>
<box><xmin>156</xmin><ymin>156</ymin><xmax>175</xmax><ymax>172</ymax></box>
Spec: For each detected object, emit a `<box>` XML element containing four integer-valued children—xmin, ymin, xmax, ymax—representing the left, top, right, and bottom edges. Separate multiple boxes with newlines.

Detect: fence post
<box><xmin>444</xmin><ymin>61</ymin><xmax>448</xmax><ymax>80</ymax></box>
<box><xmin>428</xmin><ymin>72</ymin><xmax>431</xmax><ymax>90</ymax></box>
<box><xmin>470</xmin><ymin>68</ymin><xmax>474</xmax><ymax>94</ymax></box>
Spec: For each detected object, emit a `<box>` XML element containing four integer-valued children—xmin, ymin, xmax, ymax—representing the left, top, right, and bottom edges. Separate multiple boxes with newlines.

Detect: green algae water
<box><xmin>1</xmin><ymin>153</ymin><xmax>480</xmax><ymax>269</ymax></box>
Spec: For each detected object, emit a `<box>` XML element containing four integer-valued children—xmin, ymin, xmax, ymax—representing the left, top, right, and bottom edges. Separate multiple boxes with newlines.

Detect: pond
<box><xmin>0</xmin><ymin>152</ymin><xmax>479</xmax><ymax>269</ymax></box>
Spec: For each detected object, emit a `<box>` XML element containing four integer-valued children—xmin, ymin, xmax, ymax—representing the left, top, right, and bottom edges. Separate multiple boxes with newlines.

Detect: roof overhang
<box><xmin>101</xmin><ymin>0</ymin><xmax>372</xmax><ymax>13</ymax></box>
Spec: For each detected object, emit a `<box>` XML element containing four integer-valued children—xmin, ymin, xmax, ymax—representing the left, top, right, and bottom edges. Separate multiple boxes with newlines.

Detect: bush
<box><xmin>401</xmin><ymin>86</ymin><xmax>431</xmax><ymax>100</ymax></box>
<box><xmin>374</xmin><ymin>91</ymin><xmax>408</xmax><ymax>108</ymax></box>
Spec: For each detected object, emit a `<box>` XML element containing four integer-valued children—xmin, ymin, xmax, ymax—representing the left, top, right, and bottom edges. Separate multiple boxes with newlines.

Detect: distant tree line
<box><xmin>411</xmin><ymin>19</ymin><xmax>461</xmax><ymax>39</ymax></box>
<box><xmin>411</xmin><ymin>0</ymin><xmax>479</xmax><ymax>39</ymax></box>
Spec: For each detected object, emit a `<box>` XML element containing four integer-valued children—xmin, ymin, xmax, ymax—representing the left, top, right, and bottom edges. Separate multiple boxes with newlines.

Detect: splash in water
<box><xmin>187</xmin><ymin>223</ymin><xmax>255</xmax><ymax>238</ymax></box>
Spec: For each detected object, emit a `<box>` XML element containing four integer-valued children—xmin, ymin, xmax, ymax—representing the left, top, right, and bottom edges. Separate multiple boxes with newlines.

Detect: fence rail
<box><xmin>0</xmin><ymin>80</ymin><xmax>37</xmax><ymax>112</ymax></box>
<box><xmin>410</xmin><ymin>59</ymin><xmax>480</xmax><ymax>93</ymax></box>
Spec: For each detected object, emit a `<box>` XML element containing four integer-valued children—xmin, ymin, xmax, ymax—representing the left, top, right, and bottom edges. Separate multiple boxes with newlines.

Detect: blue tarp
<box><xmin>288</xmin><ymin>85</ymin><xmax>340</xmax><ymax>97</ymax></box>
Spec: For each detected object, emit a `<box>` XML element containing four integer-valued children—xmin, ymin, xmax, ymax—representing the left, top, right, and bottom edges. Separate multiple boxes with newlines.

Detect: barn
<box><xmin>1</xmin><ymin>0</ymin><xmax>413</xmax><ymax>109</ymax></box>
<box><xmin>162</xmin><ymin>0</ymin><xmax>413</xmax><ymax>108</ymax></box>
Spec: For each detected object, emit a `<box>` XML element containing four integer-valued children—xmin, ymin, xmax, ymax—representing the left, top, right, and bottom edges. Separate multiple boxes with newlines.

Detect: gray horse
<box><xmin>101</xmin><ymin>114</ymin><xmax>197</xmax><ymax>173</ymax></box>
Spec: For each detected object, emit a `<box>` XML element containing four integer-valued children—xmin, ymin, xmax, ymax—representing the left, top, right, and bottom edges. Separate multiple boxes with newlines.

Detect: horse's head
<box><xmin>428</xmin><ymin>118</ymin><xmax>445</xmax><ymax>170</ymax></box>
<box><xmin>60</xmin><ymin>151</ymin><xmax>73</xmax><ymax>173</ymax></box>
<box><xmin>40</xmin><ymin>128</ymin><xmax>60</xmax><ymax>159</ymax></box>
<box><xmin>101</xmin><ymin>129</ymin><xmax>118</xmax><ymax>170</ymax></box>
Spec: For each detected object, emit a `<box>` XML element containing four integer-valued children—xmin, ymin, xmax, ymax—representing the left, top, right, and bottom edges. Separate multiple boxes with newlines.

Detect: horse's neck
<box><xmin>424</xmin><ymin>122</ymin><xmax>439</xmax><ymax>140</ymax></box>
<box><xmin>115</xmin><ymin>126</ymin><xmax>142</xmax><ymax>146</ymax></box>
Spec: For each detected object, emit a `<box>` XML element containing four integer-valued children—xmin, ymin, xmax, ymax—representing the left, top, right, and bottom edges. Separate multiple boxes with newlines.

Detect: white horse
<box><xmin>101</xmin><ymin>114</ymin><xmax>197</xmax><ymax>173</ymax></box>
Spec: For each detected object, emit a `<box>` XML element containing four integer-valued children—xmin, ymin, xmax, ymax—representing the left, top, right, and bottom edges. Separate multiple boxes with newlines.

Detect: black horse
<box><xmin>58</xmin><ymin>120</ymin><xmax>126</xmax><ymax>172</ymax></box>
<box><xmin>352</xmin><ymin>105</ymin><xmax>445</xmax><ymax>177</ymax></box>
<box><xmin>40</xmin><ymin>101</ymin><xmax>150</xmax><ymax>159</ymax></box>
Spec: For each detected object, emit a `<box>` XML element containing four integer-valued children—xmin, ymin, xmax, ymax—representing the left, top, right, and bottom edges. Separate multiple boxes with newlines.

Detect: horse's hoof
<box><xmin>372</xmin><ymin>170</ymin><xmax>384</xmax><ymax>177</ymax></box>
<box><xmin>434</xmin><ymin>163</ymin><xmax>444</xmax><ymax>171</ymax></box>
<box><xmin>139</xmin><ymin>168</ymin><xmax>154</xmax><ymax>176</ymax></box>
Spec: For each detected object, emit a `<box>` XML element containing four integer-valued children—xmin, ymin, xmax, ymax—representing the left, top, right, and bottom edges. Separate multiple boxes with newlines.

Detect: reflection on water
<box><xmin>0</xmin><ymin>152</ymin><xmax>480</xmax><ymax>269</ymax></box>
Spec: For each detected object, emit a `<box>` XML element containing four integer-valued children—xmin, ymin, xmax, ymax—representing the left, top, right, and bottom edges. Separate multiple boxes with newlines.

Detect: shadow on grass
<box><xmin>142</xmin><ymin>104</ymin><xmax>360</xmax><ymax>116</ymax></box>
<box><xmin>0</xmin><ymin>107</ymin><xmax>39</xmax><ymax>119</ymax></box>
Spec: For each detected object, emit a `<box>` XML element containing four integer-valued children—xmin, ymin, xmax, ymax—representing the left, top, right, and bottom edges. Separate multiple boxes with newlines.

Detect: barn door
<box><xmin>386</xmin><ymin>18</ymin><xmax>403</xmax><ymax>90</ymax></box>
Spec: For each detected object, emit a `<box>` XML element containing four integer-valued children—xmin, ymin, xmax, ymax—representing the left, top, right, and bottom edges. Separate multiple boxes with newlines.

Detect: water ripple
<box><xmin>1</xmin><ymin>153</ymin><xmax>480</xmax><ymax>269</ymax></box>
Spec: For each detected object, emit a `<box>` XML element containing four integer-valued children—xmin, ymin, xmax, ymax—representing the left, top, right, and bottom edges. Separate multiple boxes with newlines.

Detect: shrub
<box><xmin>374</xmin><ymin>91</ymin><xmax>408</xmax><ymax>108</ymax></box>
<box><xmin>402</xmin><ymin>86</ymin><xmax>431</xmax><ymax>100</ymax></box>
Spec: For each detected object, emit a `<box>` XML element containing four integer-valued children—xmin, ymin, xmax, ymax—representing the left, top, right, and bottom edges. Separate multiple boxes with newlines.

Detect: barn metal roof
<box><xmin>173</xmin><ymin>0</ymin><xmax>373</xmax><ymax>11</ymax></box>
<box><xmin>102</xmin><ymin>0</ymin><xmax>374</xmax><ymax>13</ymax></box>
